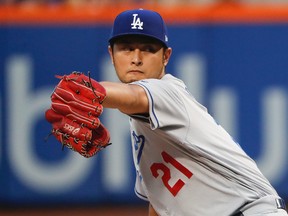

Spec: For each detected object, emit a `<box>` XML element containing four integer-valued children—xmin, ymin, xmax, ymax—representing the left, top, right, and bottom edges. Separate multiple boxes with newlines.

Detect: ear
<box><xmin>108</xmin><ymin>45</ymin><xmax>114</xmax><ymax>65</ymax></box>
<box><xmin>163</xmin><ymin>47</ymin><xmax>172</xmax><ymax>66</ymax></box>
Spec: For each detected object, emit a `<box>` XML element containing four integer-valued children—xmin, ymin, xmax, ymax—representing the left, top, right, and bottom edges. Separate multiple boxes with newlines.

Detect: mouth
<box><xmin>128</xmin><ymin>70</ymin><xmax>144</xmax><ymax>74</ymax></box>
<box><xmin>125</xmin><ymin>70</ymin><xmax>145</xmax><ymax>82</ymax></box>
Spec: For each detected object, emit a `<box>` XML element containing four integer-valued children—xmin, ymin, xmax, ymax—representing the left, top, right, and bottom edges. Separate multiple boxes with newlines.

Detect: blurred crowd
<box><xmin>0</xmin><ymin>0</ymin><xmax>288</xmax><ymax>6</ymax></box>
<box><xmin>0</xmin><ymin>0</ymin><xmax>215</xmax><ymax>6</ymax></box>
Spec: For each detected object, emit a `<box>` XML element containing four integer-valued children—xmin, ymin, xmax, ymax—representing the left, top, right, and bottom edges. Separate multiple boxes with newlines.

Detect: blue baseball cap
<box><xmin>109</xmin><ymin>9</ymin><xmax>169</xmax><ymax>47</ymax></box>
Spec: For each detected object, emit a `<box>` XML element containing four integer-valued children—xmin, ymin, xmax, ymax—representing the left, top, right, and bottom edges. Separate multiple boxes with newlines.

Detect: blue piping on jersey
<box><xmin>137</xmin><ymin>82</ymin><xmax>159</xmax><ymax>128</ymax></box>
<box><xmin>134</xmin><ymin>187</ymin><xmax>148</xmax><ymax>200</ymax></box>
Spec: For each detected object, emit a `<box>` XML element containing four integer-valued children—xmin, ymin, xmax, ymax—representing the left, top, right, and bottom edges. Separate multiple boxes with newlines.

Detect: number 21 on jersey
<box><xmin>150</xmin><ymin>151</ymin><xmax>193</xmax><ymax>196</ymax></box>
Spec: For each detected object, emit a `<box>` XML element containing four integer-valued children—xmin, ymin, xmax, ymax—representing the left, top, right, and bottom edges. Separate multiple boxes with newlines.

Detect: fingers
<box><xmin>50</xmin><ymin>102</ymin><xmax>101</xmax><ymax>129</ymax></box>
<box><xmin>52</xmin><ymin>86</ymin><xmax>103</xmax><ymax>117</ymax></box>
<box><xmin>58</xmin><ymin>72</ymin><xmax>106</xmax><ymax>103</ymax></box>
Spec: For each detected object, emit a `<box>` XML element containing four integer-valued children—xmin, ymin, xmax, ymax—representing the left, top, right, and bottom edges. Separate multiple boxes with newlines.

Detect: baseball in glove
<box><xmin>45</xmin><ymin>71</ymin><xmax>111</xmax><ymax>158</ymax></box>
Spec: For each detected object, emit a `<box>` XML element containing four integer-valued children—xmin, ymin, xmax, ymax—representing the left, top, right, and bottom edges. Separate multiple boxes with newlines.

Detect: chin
<box><xmin>124</xmin><ymin>79</ymin><xmax>139</xmax><ymax>83</ymax></box>
<box><xmin>123</xmin><ymin>76</ymin><xmax>143</xmax><ymax>83</ymax></box>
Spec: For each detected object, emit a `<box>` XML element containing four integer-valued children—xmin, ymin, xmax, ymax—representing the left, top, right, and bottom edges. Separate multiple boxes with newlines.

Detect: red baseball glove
<box><xmin>45</xmin><ymin>71</ymin><xmax>110</xmax><ymax>158</ymax></box>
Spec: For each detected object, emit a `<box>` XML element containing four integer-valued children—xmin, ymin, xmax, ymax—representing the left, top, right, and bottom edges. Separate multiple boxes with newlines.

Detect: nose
<box><xmin>131</xmin><ymin>49</ymin><xmax>143</xmax><ymax>66</ymax></box>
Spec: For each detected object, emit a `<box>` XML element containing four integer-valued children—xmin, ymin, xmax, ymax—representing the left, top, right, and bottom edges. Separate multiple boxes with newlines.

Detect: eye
<box><xmin>142</xmin><ymin>44</ymin><xmax>162</xmax><ymax>53</ymax></box>
<box><xmin>142</xmin><ymin>46</ymin><xmax>156</xmax><ymax>53</ymax></box>
<box><xmin>122</xmin><ymin>46</ymin><xmax>131</xmax><ymax>52</ymax></box>
<box><xmin>117</xmin><ymin>44</ymin><xmax>133</xmax><ymax>52</ymax></box>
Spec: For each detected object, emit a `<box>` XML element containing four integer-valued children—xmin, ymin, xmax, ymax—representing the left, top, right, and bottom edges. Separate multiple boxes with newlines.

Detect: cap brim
<box><xmin>109</xmin><ymin>33</ymin><xmax>168</xmax><ymax>48</ymax></box>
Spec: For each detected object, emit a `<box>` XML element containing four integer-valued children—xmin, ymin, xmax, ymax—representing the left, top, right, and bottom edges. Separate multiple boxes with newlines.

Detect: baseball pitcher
<box><xmin>45</xmin><ymin>9</ymin><xmax>287</xmax><ymax>216</ymax></box>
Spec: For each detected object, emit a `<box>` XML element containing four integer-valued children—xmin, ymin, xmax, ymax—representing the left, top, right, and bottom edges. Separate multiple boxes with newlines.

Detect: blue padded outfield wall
<box><xmin>1</xmin><ymin>16</ymin><xmax>288</xmax><ymax>205</ymax></box>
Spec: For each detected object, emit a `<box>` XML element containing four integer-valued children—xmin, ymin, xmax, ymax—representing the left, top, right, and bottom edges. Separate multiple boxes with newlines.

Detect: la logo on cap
<box><xmin>131</xmin><ymin>14</ymin><xmax>143</xmax><ymax>30</ymax></box>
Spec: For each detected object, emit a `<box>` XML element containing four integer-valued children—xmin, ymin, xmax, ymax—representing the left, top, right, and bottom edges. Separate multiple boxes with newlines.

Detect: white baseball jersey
<box><xmin>129</xmin><ymin>74</ymin><xmax>279</xmax><ymax>216</ymax></box>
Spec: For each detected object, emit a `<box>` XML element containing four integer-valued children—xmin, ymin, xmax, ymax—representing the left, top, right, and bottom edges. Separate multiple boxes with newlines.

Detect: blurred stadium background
<box><xmin>0</xmin><ymin>0</ymin><xmax>288</xmax><ymax>215</ymax></box>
